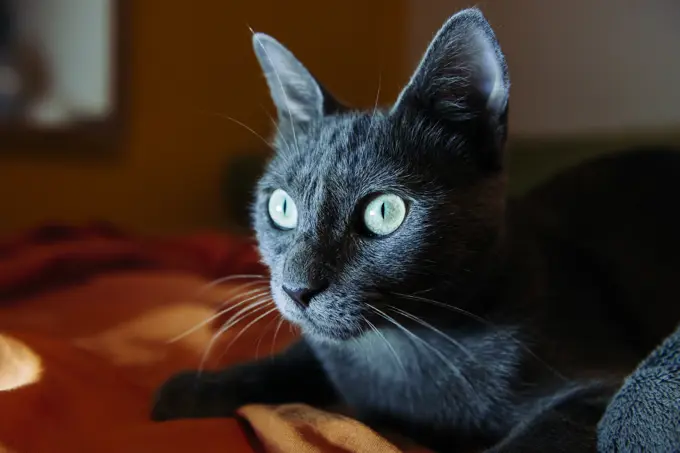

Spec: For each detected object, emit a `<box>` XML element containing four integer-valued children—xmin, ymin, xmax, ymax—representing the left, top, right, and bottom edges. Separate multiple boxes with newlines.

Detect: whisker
<box><xmin>367</xmin><ymin>72</ymin><xmax>382</xmax><ymax>136</ymax></box>
<box><xmin>270</xmin><ymin>317</ymin><xmax>285</xmax><ymax>356</ymax></box>
<box><xmin>387</xmin><ymin>305</ymin><xmax>479</xmax><ymax>364</ymax></box>
<box><xmin>193</xmin><ymin>274</ymin><xmax>267</xmax><ymax>303</ymax></box>
<box><xmin>251</xmin><ymin>29</ymin><xmax>302</xmax><ymax>155</ymax></box>
<box><xmin>218</xmin><ymin>306</ymin><xmax>279</xmax><ymax>362</ymax></box>
<box><xmin>217</xmin><ymin>284</ymin><xmax>271</xmax><ymax>308</ymax></box>
<box><xmin>366</xmin><ymin>303</ymin><xmax>476</xmax><ymax>393</ymax></box>
<box><xmin>194</xmin><ymin>296</ymin><xmax>273</xmax><ymax>364</ymax></box>
<box><xmin>392</xmin><ymin>292</ymin><xmax>567</xmax><ymax>381</ymax></box>
<box><xmin>363</xmin><ymin>315</ymin><xmax>407</xmax><ymax>378</ymax></box>
<box><xmin>372</xmin><ymin>73</ymin><xmax>382</xmax><ymax>115</ymax></box>
<box><xmin>213</xmin><ymin>295</ymin><xmax>274</xmax><ymax>338</ymax></box>
<box><xmin>199</xmin><ymin>110</ymin><xmax>276</xmax><ymax>153</ymax></box>
<box><xmin>197</xmin><ymin>299</ymin><xmax>275</xmax><ymax>375</ymax></box>
<box><xmin>392</xmin><ymin>292</ymin><xmax>488</xmax><ymax>324</ymax></box>
<box><xmin>207</xmin><ymin>274</ymin><xmax>267</xmax><ymax>285</ymax></box>
<box><xmin>254</xmin><ymin>316</ymin><xmax>278</xmax><ymax>359</ymax></box>
<box><xmin>259</xmin><ymin>104</ymin><xmax>292</xmax><ymax>150</ymax></box>
<box><xmin>167</xmin><ymin>288</ymin><xmax>271</xmax><ymax>343</ymax></box>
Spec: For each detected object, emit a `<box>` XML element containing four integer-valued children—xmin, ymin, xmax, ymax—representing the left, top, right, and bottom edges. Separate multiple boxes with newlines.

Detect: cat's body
<box><xmin>306</xmin><ymin>147</ymin><xmax>680</xmax><ymax>450</ymax></box>
<box><xmin>152</xmin><ymin>8</ymin><xmax>680</xmax><ymax>452</ymax></box>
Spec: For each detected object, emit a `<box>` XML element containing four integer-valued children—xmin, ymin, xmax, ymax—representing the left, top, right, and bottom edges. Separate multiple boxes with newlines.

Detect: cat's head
<box><xmin>251</xmin><ymin>8</ymin><xmax>509</xmax><ymax>342</ymax></box>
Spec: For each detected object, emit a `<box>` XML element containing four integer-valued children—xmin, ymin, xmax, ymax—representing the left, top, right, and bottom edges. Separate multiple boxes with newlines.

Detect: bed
<box><xmin>0</xmin><ymin>223</ymin><xmax>431</xmax><ymax>453</ymax></box>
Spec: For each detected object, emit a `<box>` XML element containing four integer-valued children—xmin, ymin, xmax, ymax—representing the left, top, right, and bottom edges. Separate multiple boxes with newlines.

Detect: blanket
<box><xmin>3</xmin><ymin>223</ymin><xmax>675</xmax><ymax>452</ymax></box>
<box><xmin>0</xmin><ymin>223</ymin><xmax>430</xmax><ymax>453</ymax></box>
<box><xmin>598</xmin><ymin>323</ymin><xmax>680</xmax><ymax>451</ymax></box>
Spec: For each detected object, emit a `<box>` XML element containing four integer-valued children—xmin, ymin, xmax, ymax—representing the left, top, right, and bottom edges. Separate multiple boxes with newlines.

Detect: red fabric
<box><xmin>0</xmin><ymin>224</ymin><xmax>430</xmax><ymax>453</ymax></box>
<box><xmin>0</xmin><ymin>222</ymin><xmax>264</xmax><ymax>301</ymax></box>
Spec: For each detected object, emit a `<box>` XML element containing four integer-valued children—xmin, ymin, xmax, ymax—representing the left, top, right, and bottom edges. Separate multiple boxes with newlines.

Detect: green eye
<box><xmin>268</xmin><ymin>189</ymin><xmax>298</xmax><ymax>230</ymax></box>
<box><xmin>363</xmin><ymin>193</ymin><xmax>407</xmax><ymax>236</ymax></box>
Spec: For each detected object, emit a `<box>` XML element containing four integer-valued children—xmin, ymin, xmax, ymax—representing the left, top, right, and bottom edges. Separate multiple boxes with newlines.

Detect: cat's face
<box><xmin>251</xmin><ymin>8</ymin><xmax>510</xmax><ymax>342</ymax></box>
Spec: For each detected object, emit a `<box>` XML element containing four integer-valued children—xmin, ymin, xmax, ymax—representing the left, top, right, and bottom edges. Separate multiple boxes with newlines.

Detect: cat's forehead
<box><xmin>266</xmin><ymin>112</ymin><xmax>404</xmax><ymax>195</ymax></box>
<box><xmin>299</xmin><ymin>112</ymin><xmax>385</xmax><ymax>164</ymax></box>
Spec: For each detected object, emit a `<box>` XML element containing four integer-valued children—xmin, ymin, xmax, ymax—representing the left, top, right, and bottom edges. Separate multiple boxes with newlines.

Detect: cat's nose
<box><xmin>282</xmin><ymin>281</ymin><xmax>329</xmax><ymax>308</ymax></box>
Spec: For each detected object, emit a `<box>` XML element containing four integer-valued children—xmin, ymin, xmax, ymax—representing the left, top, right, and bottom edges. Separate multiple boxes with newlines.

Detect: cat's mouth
<box><xmin>271</xmin><ymin>285</ymin><xmax>366</xmax><ymax>342</ymax></box>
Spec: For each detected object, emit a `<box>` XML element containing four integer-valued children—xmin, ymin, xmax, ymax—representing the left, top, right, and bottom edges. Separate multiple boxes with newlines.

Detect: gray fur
<box><xmin>252</xmin><ymin>33</ymin><xmax>326</xmax><ymax>125</ymax></box>
<box><xmin>151</xmin><ymin>8</ymin><xmax>680</xmax><ymax>452</ymax></box>
<box><xmin>249</xmin><ymin>7</ymin><xmax>541</xmax><ymax>448</ymax></box>
<box><xmin>393</xmin><ymin>8</ymin><xmax>509</xmax><ymax>121</ymax></box>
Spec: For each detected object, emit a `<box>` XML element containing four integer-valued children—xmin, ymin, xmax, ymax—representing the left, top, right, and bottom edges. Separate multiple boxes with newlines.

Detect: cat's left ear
<box><xmin>392</xmin><ymin>8</ymin><xmax>509</xmax><ymax>162</ymax></box>
<box><xmin>252</xmin><ymin>33</ymin><xmax>344</xmax><ymax>131</ymax></box>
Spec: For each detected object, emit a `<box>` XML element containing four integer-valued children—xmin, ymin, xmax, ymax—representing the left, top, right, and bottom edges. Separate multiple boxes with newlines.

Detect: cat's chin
<box><xmin>273</xmin><ymin>306</ymin><xmax>361</xmax><ymax>343</ymax></box>
<box><xmin>300</xmin><ymin>322</ymin><xmax>362</xmax><ymax>344</ymax></box>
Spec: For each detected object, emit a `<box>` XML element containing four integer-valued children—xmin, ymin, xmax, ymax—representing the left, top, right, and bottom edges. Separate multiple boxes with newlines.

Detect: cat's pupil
<box><xmin>283</xmin><ymin>199</ymin><xmax>287</xmax><ymax>215</ymax></box>
<box><xmin>381</xmin><ymin>203</ymin><xmax>386</xmax><ymax>219</ymax></box>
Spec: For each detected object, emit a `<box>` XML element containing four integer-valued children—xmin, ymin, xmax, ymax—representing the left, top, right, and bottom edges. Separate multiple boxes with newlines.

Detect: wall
<box><xmin>16</xmin><ymin>0</ymin><xmax>112</xmax><ymax>123</ymax></box>
<box><xmin>408</xmin><ymin>0</ymin><xmax>680</xmax><ymax>137</ymax></box>
<box><xmin>0</xmin><ymin>0</ymin><xmax>408</xmax><ymax>235</ymax></box>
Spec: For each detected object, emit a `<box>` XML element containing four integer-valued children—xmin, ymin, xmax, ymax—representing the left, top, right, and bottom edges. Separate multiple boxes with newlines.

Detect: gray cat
<box><xmin>151</xmin><ymin>8</ymin><xmax>680</xmax><ymax>452</ymax></box>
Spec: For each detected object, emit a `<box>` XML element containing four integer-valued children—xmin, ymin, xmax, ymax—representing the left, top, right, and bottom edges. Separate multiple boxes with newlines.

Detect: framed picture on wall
<box><xmin>0</xmin><ymin>0</ymin><xmax>127</xmax><ymax>149</ymax></box>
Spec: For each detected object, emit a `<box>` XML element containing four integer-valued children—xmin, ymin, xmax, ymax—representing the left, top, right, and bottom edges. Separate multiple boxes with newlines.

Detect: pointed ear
<box><xmin>393</xmin><ymin>8</ymin><xmax>509</xmax><ymax>135</ymax></box>
<box><xmin>252</xmin><ymin>33</ymin><xmax>344</xmax><ymax>131</ymax></box>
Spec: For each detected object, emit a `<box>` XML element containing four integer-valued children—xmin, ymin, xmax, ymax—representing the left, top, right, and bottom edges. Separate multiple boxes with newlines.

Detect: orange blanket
<box><xmin>0</xmin><ymin>224</ymin><xmax>430</xmax><ymax>453</ymax></box>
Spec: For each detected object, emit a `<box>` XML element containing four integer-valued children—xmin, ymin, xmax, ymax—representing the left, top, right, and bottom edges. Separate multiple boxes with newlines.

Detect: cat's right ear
<box><xmin>252</xmin><ymin>33</ymin><xmax>344</xmax><ymax>132</ymax></box>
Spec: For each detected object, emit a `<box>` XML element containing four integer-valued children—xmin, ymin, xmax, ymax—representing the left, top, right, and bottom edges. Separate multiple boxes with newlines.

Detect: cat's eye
<box><xmin>268</xmin><ymin>189</ymin><xmax>298</xmax><ymax>230</ymax></box>
<box><xmin>363</xmin><ymin>193</ymin><xmax>407</xmax><ymax>236</ymax></box>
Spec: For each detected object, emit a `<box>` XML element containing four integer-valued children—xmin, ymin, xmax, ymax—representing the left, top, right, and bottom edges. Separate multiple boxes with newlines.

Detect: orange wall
<box><xmin>0</xmin><ymin>1</ymin><xmax>408</xmax><ymax>235</ymax></box>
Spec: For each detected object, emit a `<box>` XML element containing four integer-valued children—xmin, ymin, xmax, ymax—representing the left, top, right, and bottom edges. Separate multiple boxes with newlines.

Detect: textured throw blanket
<box><xmin>0</xmin><ymin>223</ymin><xmax>430</xmax><ymax>453</ymax></box>
<box><xmin>598</xmin><ymin>323</ymin><xmax>680</xmax><ymax>451</ymax></box>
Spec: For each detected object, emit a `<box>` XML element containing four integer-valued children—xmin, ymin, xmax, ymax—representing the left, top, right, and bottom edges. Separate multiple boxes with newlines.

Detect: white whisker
<box><xmin>167</xmin><ymin>288</ymin><xmax>271</xmax><ymax>343</ymax></box>
<box><xmin>200</xmin><ymin>110</ymin><xmax>276</xmax><ymax>153</ymax></box>
<box><xmin>259</xmin><ymin>104</ymin><xmax>292</xmax><ymax>150</ymax></box>
<box><xmin>193</xmin><ymin>274</ymin><xmax>267</xmax><ymax>303</ymax></box>
<box><xmin>366</xmin><ymin>303</ymin><xmax>476</xmax><ymax>393</ymax></box>
<box><xmin>388</xmin><ymin>305</ymin><xmax>479</xmax><ymax>364</ymax></box>
<box><xmin>218</xmin><ymin>284</ymin><xmax>272</xmax><ymax>308</ymax></box>
<box><xmin>254</xmin><ymin>316</ymin><xmax>278</xmax><ymax>359</ymax></box>
<box><xmin>363</xmin><ymin>315</ymin><xmax>407</xmax><ymax>378</ymax></box>
<box><xmin>270</xmin><ymin>317</ymin><xmax>286</xmax><ymax>356</ymax></box>
<box><xmin>392</xmin><ymin>292</ymin><xmax>566</xmax><ymax>381</ymax></box>
<box><xmin>367</xmin><ymin>72</ymin><xmax>382</xmax><ymax>136</ymax></box>
<box><xmin>197</xmin><ymin>299</ymin><xmax>275</xmax><ymax>375</ymax></box>
<box><xmin>392</xmin><ymin>292</ymin><xmax>487</xmax><ymax>323</ymax></box>
<box><xmin>219</xmin><ymin>306</ymin><xmax>280</xmax><ymax>361</ymax></box>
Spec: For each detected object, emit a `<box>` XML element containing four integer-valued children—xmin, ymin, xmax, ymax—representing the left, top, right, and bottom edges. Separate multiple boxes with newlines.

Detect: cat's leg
<box><xmin>151</xmin><ymin>339</ymin><xmax>338</xmax><ymax>421</ymax></box>
<box><xmin>486</xmin><ymin>382</ymin><xmax>616</xmax><ymax>453</ymax></box>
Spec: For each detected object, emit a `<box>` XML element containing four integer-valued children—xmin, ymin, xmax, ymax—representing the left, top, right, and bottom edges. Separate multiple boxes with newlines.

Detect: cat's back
<box><xmin>517</xmin><ymin>147</ymin><xmax>680</xmax><ymax>350</ymax></box>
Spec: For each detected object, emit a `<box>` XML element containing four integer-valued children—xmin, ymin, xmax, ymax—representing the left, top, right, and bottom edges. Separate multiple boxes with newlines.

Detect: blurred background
<box><xmin>0</xmin><ymin>0</ymin><xmax>677</xmax><ymax>237</ymax></box>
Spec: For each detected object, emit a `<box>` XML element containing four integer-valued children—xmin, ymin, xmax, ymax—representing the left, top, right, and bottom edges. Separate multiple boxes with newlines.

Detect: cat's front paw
<box><xmin>151</xmin><ymin>370</ymin><xmax>237</xmax><ymax>421</ymax></box>
<box><xmin>151</xmin><ymin>370</ymin><xmax>203</xmax><ymax>421</ymax></box>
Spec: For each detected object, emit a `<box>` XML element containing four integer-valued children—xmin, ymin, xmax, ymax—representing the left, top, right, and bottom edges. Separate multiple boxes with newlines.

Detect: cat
<box><xmin>151</xmin><ymin>8</ymin><xmax>680</xmax><ymax>452</ymax></box>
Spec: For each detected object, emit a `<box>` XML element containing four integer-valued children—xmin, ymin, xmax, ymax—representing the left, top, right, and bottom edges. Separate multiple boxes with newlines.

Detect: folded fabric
<box><xmin>598</xmin><ymin>323</ymin><xmax>680</xmax><ymax>452</ymax></box>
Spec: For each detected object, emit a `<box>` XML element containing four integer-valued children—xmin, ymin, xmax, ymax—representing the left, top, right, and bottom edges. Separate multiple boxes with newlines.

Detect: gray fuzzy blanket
<box><xmin>598</xmin><ymin>324</ymin><xmax>680</xmax><ymax>452</ymax></box>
